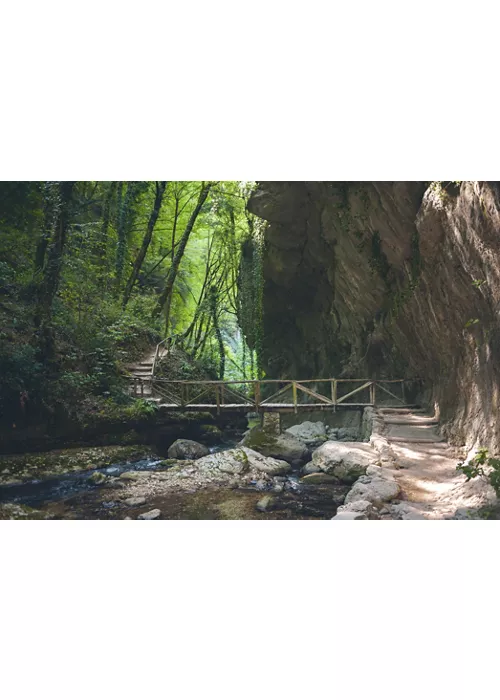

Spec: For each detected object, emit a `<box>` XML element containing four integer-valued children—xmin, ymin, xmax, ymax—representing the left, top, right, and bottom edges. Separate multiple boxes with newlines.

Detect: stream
<box><xmin>0</xmin><ymin>446</ymin><xmax>348</xmax><ymax>520</ymax></box>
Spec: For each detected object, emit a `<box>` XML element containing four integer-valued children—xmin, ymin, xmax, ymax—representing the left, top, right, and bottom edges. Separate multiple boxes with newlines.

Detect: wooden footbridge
<box><xmin>131</xmin><ymin>376</ymin><xmax>417</xmax><ymax>414</ymax></box>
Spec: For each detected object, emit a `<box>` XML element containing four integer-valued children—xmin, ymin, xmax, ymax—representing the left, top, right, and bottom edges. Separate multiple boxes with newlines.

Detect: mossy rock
<box><xmin>240</xmin><ymin>427</ymin><xmax>308</xmax><ymax>464</ymax></box>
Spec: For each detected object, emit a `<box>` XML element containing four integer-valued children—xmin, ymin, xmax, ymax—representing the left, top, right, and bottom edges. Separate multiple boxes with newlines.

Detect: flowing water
<box><xmin>0</xmin><ymin>447</ymin><xmax>348</xmax><ymax>520</ymax></box>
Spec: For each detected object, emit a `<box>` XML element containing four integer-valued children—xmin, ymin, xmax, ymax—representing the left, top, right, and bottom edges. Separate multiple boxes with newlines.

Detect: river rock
<box><xmin>344</xmin><ymin>476</ymin><xmax>401</xmax><ymax>507</ymax></box>
<box><xmin>119</xmin><ymin>471</ymin><xmax>142</xmax><ymax>481</ymax></box>
<box><xmin>256</xmin><ymin>495</ymin><xmax>274</xmax><ymax>512</ymax></box>
<box><xmin>285</xmin><ymin>421</ymin><xmax>329</xmax><ymax>447</ymax></box>
<box><xmin>195</xmin><ymin>448</ymin><xmax>249</xmax><ymax>475</ymax></box>
<box><xmin>88</xmin><ymin>471</ymin><xmax>108</xmax><ymax>485</ymax></box>
<box><xmin>300</xmin><ymin>472</ymin><xmax>339</xmax><ymax>484</ymax></box>
<box><xmin>137</xmin><ymin>508</ymin><xmax>161</xmax><ymax>520</ymax></box>
<box><xmin>311</xmin><ymin>442</ymin><xmax>375</xmax><ymax>483</ymax></box>
<box><xmin>335</xmin><ymin>499</ymin><xmax>379</xmax><ymax>519</ymax></box>
<box><xmin>167</xmin><ymin>439</ymin><xmax>209</xmax><ymax>460</ymax></box>
<box><xmin>331</xmin><ymin>511</ymin><xmax>367</xmax><ymax>520</ymax></box>
<box><xmin>240</xmin><ymin>427</ymin><xmax>308</xmax><ymax>464</ymax></box>
<box><xmin>124</xmin><ymin>496</ymin><xmax>147</xmax><ymax>507</ymax></box>
<box><xmin>244</xmin><ymin>448</ymin><xmax>291</xmax><ymax>476</ymax></box>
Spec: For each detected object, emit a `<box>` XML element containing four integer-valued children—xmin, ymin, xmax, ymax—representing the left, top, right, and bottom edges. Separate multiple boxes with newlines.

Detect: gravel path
<box><xmin>378</xmin><ymin>409</ymin><xmax>495</xmax><ymax>519</ymax></box>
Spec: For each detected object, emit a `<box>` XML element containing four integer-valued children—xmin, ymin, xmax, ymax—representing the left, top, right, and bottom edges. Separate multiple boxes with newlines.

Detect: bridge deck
<box><xmin>130</xmin><ymin>377</ymin><xmax>421</xmax><ymax>413</ymax></box>
<box><xmin>154</xmin><ymin>402</ymin><xmax>419</xmax><ymax>412</ymax></box>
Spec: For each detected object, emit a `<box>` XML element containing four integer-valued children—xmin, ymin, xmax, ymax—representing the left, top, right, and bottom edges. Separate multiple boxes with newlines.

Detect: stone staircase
<box><xmin>125</xmin><ymin>342</ymin><xmax>170</xmax><ymax>403</ymax></box>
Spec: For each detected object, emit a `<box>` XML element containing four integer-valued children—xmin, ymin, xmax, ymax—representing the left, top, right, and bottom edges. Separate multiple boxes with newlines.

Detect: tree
<box><xmin>122</xmin><ymin>181</ymin><xmax>168</xmax><ymax>307</ymax></box>
<box><xmin>34</xmin><ymin>181</ymin><xmax>76</xmax><ymax>359</ymax></box>
<box><xmin>153</xmin><ymin>182</ymin><xmax>213</xmax><ymax>332</ymax></box>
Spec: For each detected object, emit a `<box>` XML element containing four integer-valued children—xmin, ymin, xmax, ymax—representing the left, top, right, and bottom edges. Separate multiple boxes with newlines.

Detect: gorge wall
<box><xmin>247</xmin><ymin>181</ymin><xmax>500</xmax><ymax>454</ymax></box>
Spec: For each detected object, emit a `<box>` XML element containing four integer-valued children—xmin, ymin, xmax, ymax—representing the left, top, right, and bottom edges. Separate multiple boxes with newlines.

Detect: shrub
<box><xmin>457</xmin><ymin>448</ymin><xmax>500</xmax><ymax>496</ymax></box>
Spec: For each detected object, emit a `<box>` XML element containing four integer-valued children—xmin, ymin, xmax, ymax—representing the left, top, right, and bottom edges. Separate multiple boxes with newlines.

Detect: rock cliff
<box><xmin>247</xmin><ymin>181</ymin><xmax>500</xmax><ymax>453</ymax></box>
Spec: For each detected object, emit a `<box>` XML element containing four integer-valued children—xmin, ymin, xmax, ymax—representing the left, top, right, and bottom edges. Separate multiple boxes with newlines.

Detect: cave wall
<box><xmin>247</xmin><ymin>181</ymin><xmax>500</xmax><ymax>453</ymax></box>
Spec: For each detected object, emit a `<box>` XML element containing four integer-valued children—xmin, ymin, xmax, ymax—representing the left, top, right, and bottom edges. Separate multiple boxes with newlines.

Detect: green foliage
<box><xmin>457</xmin><ymin>448</ymin><xmax>500</xmax><ymax>496</ymax></box>
<box><xmin>0</xmin><ymin>180</ymin><xmax>260</xmax><ymax>430</ymax></box>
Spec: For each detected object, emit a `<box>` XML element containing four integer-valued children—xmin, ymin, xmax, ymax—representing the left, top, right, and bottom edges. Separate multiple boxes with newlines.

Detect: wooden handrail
<box><xmin>145</xmin><ymin>377</ymin><xmax>418</xmax><ymax>410</ymax></box>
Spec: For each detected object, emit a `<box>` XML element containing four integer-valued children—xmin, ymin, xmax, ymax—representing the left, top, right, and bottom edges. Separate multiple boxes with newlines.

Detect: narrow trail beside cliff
<box><xmin>379</xmin><ymin>409</ymin><xmax>493</xmax><ymax>519</ymax></box>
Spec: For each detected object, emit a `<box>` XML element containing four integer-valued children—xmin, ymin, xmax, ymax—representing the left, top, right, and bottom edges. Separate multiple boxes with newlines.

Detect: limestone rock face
<box><xmin>311</xmin><ymin>441</ymin><xmax>375</xmax><ymax>483</ymax></box>
<box><xmin>167</xmin><ymin>439</ymin><xmax>209</xmax><ymax>460</ymax></box>
<box><xmin>239</xmin><ymin>427</ymin><xmax>308</xmax><ymax>464</ymax></box>
<box><xmin>248</xmin><ymin>181</ymin><xmax>500</xmax><ymax>454</ymax></box>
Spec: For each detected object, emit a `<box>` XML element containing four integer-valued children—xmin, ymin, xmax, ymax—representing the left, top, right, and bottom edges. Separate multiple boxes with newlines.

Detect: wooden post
<box><xmin>215</xmin><ymin>384</ymin><xmax>221</xmax><ymax>415</ymax></box>
<box><xmin>332</xmin><ymin>379</ymin><xmax>337</xmax><ymax>411</ymax></box>
<box><xmin>292</xmin><ymin>381</ymin><xmax>298</xmax><ymax>414</ymax></box>
<box><xmin>181</xmin><ymin>384</ymin><xmax>186</xmax><ymax>407</ymax></box>
<box><xmin>370</xmin><ymin>382</ymin><xmax>375</xmax><ymax>406</ymax></box>
<box><xmin>254</xmin><ymin>381</ymin><xmax>261</xmax><ymax>411</ymax></box>
<box><xmin>140</xmin><ymin>379</ymin><xmax>144</xmax><ymax>397</ymax></box>
<box><xmin>401</xmin><ymin>380</ymin><xmax>406</xmax><ymax>405</ymax></box>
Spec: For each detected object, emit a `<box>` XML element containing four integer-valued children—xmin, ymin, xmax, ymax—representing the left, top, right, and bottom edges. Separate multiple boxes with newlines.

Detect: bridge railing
<box><xmin>131</xmin><ymin>377</ymin><xmax>417</xmax><ymax>412</ymax></box>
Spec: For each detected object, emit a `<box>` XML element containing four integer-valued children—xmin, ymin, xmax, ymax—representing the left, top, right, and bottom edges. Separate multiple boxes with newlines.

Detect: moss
<box><xmin>0</xmin><ymin>444</ymin><xmax>155</xmax><ymax>486</ymax></box>
<box><xmin>243</xmin><ymin>427</ymin><xmax>276</xmax><ymax>451</ymax></box>
<box><xmin>0</xmin><ymin>503</ymin><xmax>46</xmax><ymax>520</ymax></box>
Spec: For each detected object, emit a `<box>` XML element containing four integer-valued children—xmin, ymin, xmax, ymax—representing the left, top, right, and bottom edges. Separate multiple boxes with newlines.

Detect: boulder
<box><xmin>196</xmin><ymin>448</ymin><xmax>250</xmax><ymax>475</ymax></box>
<box><xmin>137</xmin><ymin>508</ymin><xmax>161</xmax><ymax>520</ymax></box>
<box><xmin>344</xmin><ymin>477</ymin><xmax>401</xmax><ymax>507</ymax></box>
<box><xmin>240</xmin><ymin>427</ymin><xmax>308</xmax><ymax>464</ymax></box>
<box><xmin>243</xmin><ymin>448</ymin><xmax>291</xmax><ymax>476</ymax></box>
<box><xmin>311</xmin><ymin>442</ymin><xmax>375</xmax><ymax>483</ymax></box>
<box><xmin>168</xmin><ymin>439</ymin><xmax>209</xmax><ymax>460</ymax></box>
<box><xmin>285</xmin><ymin>421</ymin><xmax>329</xmax><ymax>447</ymax></box>
<box><xmin>335</xmin><ymin>499</ymin><xmax>379</xmax><ymax>519</ymax></box>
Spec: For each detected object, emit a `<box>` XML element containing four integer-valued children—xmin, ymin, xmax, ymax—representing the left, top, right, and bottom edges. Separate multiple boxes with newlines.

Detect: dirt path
<box><xmin>378</xmin><ymin>409</ymin><xmax>495</xmax><ymax>519</ymax></box>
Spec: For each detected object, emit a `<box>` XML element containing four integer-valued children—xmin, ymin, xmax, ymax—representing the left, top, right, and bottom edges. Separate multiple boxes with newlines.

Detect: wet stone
<box><xmin>256</xmin><ymin>496</ymin><xmax>274</xmax><ymax>512</ymax></box>
<box><xmin>88</xmin><ymin>471</ymin><xmax>108</xmax><ymax>486</ymax></box>
<box><xmin>120</xmin><ymin>471</ymin><xmax>142</xmax><ymax>481</ymax></box>
<box><xmin>124</xmin><ymin>496</ymin><xmax>147</xmax><ymax>507</ymax></box>
<box><xmin>137</xmin><ymin>508</ymin><xmax>161</xmax><ymax>520</ymax></box>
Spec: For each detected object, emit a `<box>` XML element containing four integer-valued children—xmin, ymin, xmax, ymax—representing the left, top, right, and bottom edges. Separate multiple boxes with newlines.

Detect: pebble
<box><xmin>137</xmin><ymin>508</ymin><xmax>161</xmax><ymax>520</ymax></box>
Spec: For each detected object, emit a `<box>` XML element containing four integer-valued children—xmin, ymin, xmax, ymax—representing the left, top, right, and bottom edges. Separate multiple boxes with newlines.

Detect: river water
<box><xmin>0</xmin><ymin>448</ymin><xmax>348</xmax><ymax>520</ymax></box>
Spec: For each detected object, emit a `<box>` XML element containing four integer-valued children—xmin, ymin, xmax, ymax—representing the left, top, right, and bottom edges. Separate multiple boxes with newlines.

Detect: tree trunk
<box><xmin>97</xmin><ymin>181</ymin><xmax>117</xmax><ymax>262</ymax></box>
<box><xmin>34</xmin><ymin>181</ymin><xmax>75</xmax><ymax>359</ymax></box>
<box><xmin>209</xmin><ymin>286</ymin><xmax>225</xmax><ymax>379</ymax></box>
<box><xmin>153</xmin><ymin>182</ymin><xmax>213</xmax><ymax>326</ymax></box>
<box><xmin>122</xmin><ymin>181</ymin><xmax>167</xmax><ymax>307</ymax></box>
